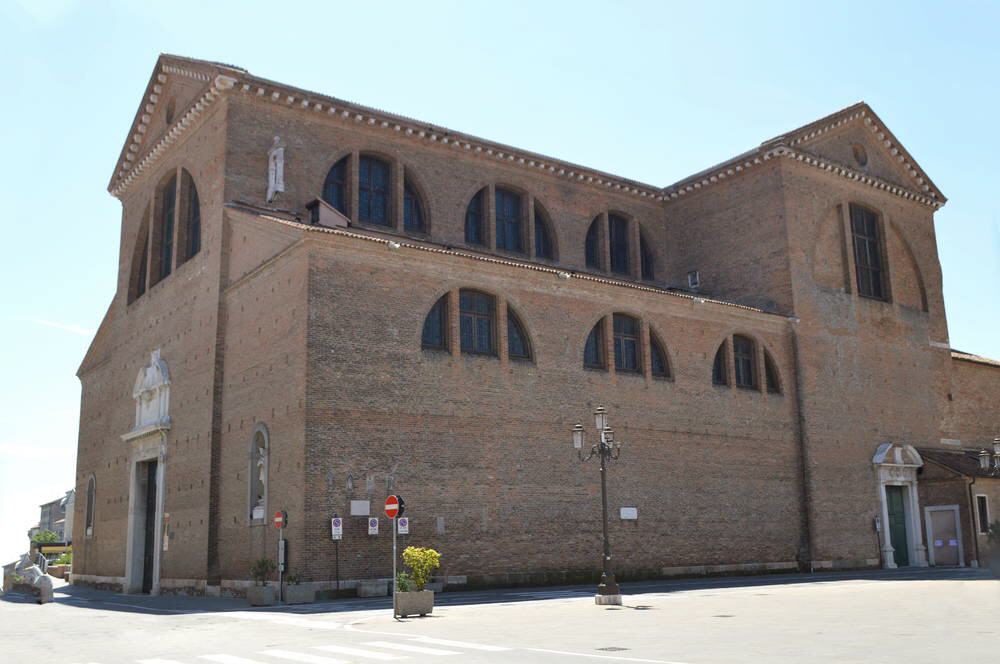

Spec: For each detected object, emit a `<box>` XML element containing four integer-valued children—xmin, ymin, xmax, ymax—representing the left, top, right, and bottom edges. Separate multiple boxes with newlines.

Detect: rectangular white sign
<box><xmin>350</xmin><ymin>500</ymin><xmax>370</xmax><ymax>516</ymax></box>
<box><xmin>397</xmin><ymin>517</ymin><xmax>409</xmax><ymax>534</ymax></box>
<box><xmin>331</xmin><ymin>517</ymin><xmax>343</xmax><ymax>540</ymax></box>
<box><xmin>368</xmin><ymin>517</ymin><xmax>379</xmax><ymax>535</ymax></box>
<box><xmin>620</xmin><ymin>507</ymin><xmax>638</xmax><ymax>520</ymax></box>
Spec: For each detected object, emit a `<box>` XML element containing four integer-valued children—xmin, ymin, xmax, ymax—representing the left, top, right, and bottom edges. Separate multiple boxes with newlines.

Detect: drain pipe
<box><xmin>789</xmin><ymin>321</ymin><xmax>816</xmax><ymax>572</ymax></box>
<box><xmin>967</xmin><ymin>474</ymin><xmax>980</xmax><ymax>567</ymax></box>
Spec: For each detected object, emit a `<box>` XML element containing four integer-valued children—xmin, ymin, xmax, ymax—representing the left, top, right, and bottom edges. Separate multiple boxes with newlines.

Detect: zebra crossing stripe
<box><xmin>136</xmin><ymin>660</ymin><xmax>186</xmax><ymax>664</ymax></box>
<box><xmin>199</xmin><ymin>655</ymin><xmax>268</xmax><ymax>664</ymax></box>
<box><xmin>410</xmin><ymin>636</ymin><xmax>511</xmax><ymax>651</ymax></box>
<box><xmin>258</xmin><ymin>651</ymin><xmax>347</xmax><ymax>664</ymax></box>
<box><xmin>313</xmin><ymin>644</ymin><xmax>406</xmax><ymax>660</ymax></box>
<box><xmin>363</xmin><ymin>640</ymin><xmax>461</xmax><ymax>655</ymax></box>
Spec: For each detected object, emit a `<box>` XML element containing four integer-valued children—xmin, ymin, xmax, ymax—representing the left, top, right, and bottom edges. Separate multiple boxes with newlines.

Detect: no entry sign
<box><xmin>273</xmin><ymin>510</ymin><xmax>286</xmax><ymax>529</ymax></box>
<box><xmin>384</xmin><ymin>494</ymin><xmax>404</xmax><ymax>519</ymax></box>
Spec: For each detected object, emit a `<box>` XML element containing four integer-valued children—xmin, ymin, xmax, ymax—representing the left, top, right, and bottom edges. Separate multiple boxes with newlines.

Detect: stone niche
<box><xmin>125</xmin><ymin>348</ymin><xmax>171</xmax><ymax>440</ymax></box>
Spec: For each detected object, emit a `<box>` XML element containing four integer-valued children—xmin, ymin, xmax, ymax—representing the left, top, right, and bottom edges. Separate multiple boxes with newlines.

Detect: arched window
<box><xmin>584</xmin><ymin>321</ymin><xmax>605</xmax><ymax>369</ymax></box>
<box><xmin>359</xmin><ymin>156</ymin><xmax>391</xmax><ymax>225</ymax></box>
<box><xmin>585</xmin><ymin>217</ymin><xmax>601</xmax><ymax>269</ymax></box>
<box><xmin>421</xmin><ymin>294</ymin><xmax>448</xmax><ymax>350</ymax></box>
<box><xmin>158</xmin><ymin>174</ymin><xmax>177</xmax><ymax>280</ymax></box>
<box><xmin>403</xmin><ymin>179</ymin><xmax>425</xmax><ymax>233</ymax></box>
<box><xmin>712</xmin><ymin>343</ymin><xmax>728</xmax><ymax>386</ymax></box>
<box><xmin>459</xmin><ymin>289</ymin><xmax>495</xmax><ymax>355</ymax></box>
<box><xmin>495</xmin><ymin>188</ymin><xmax>523</xmax><ymax>253</ymax></box>
<box><xmin>534</xmin><ymin>203</ymin><xmax>554</xmax><ymax>260</ymax></box>
<box><xmin>179</xmin><ymin>169</ymin><xmax>201</xmax><ymax>263</ymax></box>
<box><xmin>323</xmin><ymin>156</ymin><xmax>349</xmax><ymax>215</ymax></box>
<box><xmin>249</xmin><ymin>426</ymin><xmax>268</xmax><ymax>522</ymax></box>
<box><xmin>640</xmin><ymin>233</ymin><xmax>654</xmax><ymax>281</ymax></box>
<box><xmin>85</xmin><ymin>475</ymin><xmax>96</xmax><ymax>537</ymax></box>
<box><xmin>733</xmin><ymin>334</ymin><xmax>757</xmax><ymax>389</ymax></box>
<box><xmin>507</xmin><ymin>308</ymin><xmax>531</xmax><ymax>360</ymax></box>
<box><xmin>764</xmin><ymin>351</ymin><xmax>781</xmax><ymax>394</ymax></box>
<box><xmin>650</xmin><ymin>334</ymin><xmax>670</xmax><ymax>379</ymax></box>
<box><xmin>465</xmin><ymin>189</ymin><xmax>485</xmax><ymax>246</ymax></box>
<box><xmin>612</xmin><ymin>314</ymin><xmax>640</xmax><ymax>373</ymax></box>
<box><xmin>608</xmin><ymin>214</ymin><xmax>630</xmax><ymax>275</ymax></box>
<box><xmin>128</xmin><ymin>212</ymin><xmax>150</xmax><ymax>304</ymax></box>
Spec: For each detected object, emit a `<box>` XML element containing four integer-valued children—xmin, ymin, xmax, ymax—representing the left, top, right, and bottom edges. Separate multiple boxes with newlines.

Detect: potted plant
<box><xmin>283</xmin><ymin>573</ymin><xmax>315</xmax><ymax>605</ymax></box>
<box><xmin>395</xmin><ymin>546</ymin><xmax>441</xmax><ymax>617</ymax></box>
<box><xmin>988</xmin><ymin>520</ymin><xmax>1000</xmax><ymax>578</ymax></box>
<box><xmin>247</xmin><ymin>557</ymin><xmax>277</xmax><ymax>606</ymax></box>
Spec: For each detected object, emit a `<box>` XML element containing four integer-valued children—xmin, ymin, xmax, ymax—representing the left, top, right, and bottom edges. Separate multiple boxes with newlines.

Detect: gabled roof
<box><xmin>919</xmin><ymin>447</ymin><xmax>1000</xmax><ymax>479</ymax></box>
<box><xmin>951</xmin><ymin>349</ymin><xmax>1000</xmax><ymax>368</ymax></box>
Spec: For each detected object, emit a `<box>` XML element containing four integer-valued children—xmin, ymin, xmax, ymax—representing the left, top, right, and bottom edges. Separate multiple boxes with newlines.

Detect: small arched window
<box><xmin>465</xmin><ymin>189</ymin><xmax>486</xmax><ymax>246</ymax></box>
<box><xmin>712</xmin><ymin>343</ymin><xmax>728</xmax><ymax>386</ymax></box>
<box><xmin>608</xmin><ymin>214</ymin><xmax>630</xmax><ymax>275</ymax></box>
<box><xmin>421</xmin><ymin>294</ymin><xmax>448</xmax><ymax>350</ymax></box>
<box><xmin>403</xmin><ymin>179</ymin><xmax>425</xmax><ymax>233</ymax></box>
<box><xmin>640</xmin><ymin>233</ymin><xmax>654</xmax><ymax>281</ymax></box>
<box><xmin>534</xmin><ymin>204</ymin><xmax>554</xmax><ymax>260</ymax></box>
<box><xmin>85</xmin><ymin>475</ymin><xmax>96</xmax><ymax>537</ymax></box>
<box><xmin>585</xmin><ymin>217</ymin><xmax>602</xmax><ymax>269</ymax></box>
<box><xmin>249</xmin><ymin>427</ymin><xmax>268</xmax><ymax>522</ymax></box>
<box><xmin>733</xmin><ymin>334</ymin><xmax>757</xmax><ymax>389</ymax></box>
<box><xmin>158</xmin><ymin>174</ymin><xmax>177</xmax><ymax>280</ymax></box>
<box><xmin>584</xmin><ymin>321</ymin><xmax>606</xmax><ymax>369</ymax></box>
<box><xmin>764</xmin><ymin>351</ymin><xmax>781</xmax><ymax>394</ymax></box>
<box><xmin>612</xmin><ymin>314</ymin><xmax>640</xmax><ymax>373</ymax></box>
<box><xmin>359</xmin><ymin>156</ymin><xmax>391</xmax><ymax>225</ymax></box>
<box><xmin>507</xmin><ymin>308</ymin><xmax>531</xmax><ymax>360</ymax></box>
<box><xmin>323</xmin><ymin>156</ymin><xmax>349</xmax><ymax>215</ymax></box>
<box><xmin>495</xmin><ymin>188</ymin><xmax>523</xmax><ymax>253</ymax></box>
<box><xmin>459</xmin><ymin>289</ymin><xmax>496</xmax><ymax>355</ymax></box>
<box><xmin>650</xmin><ymin>334</ymin><xmax>670</xmax><ymax>379</ymax></box>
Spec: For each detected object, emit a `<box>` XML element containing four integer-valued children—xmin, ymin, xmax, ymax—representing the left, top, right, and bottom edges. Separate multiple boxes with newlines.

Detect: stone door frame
<box><xmin>923</xmin><ymin>504</ymin><xmax>964</xmax><ymax>567</ymax></box>
<box><xmin>123</xmin><ymin>432</ymin><xmax>167</xmax><ymax>594</ymax></box>
<box><xmin>873</xmin><ymin>443</ymin><xmax>929</xmax><ymax>569</ymax></box>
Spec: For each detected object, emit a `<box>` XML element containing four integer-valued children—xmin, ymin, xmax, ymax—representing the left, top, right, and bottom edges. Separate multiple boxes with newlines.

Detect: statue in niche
<box><xmin>251</xmin><ymin>432</ymin><xmax>266</xmax><ymax>519</ymax></box>
<box><xmin>266</xmin><ymin>136</ymin><xmax>285</xmax><ymax>203</ymax></box>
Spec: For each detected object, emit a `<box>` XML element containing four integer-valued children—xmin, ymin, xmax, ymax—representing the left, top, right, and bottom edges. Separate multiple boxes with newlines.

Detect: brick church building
<box><xmin>71</xmin><ymin>54</ymin><xmax>1000</xmax><ymax>595</ymax></box>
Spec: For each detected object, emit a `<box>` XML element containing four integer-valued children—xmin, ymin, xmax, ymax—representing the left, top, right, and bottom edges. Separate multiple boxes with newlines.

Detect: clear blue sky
<box><xmin>1</xmin><ymin>1</ymin><xmax>997</xmax><ymax>564</ymax></box>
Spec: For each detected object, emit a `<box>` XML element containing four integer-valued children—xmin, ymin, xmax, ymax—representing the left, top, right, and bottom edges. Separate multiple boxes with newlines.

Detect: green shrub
<box><xmin>250</xmin><ymin>557</ymin><xmax>276</xmax><ymax>586</ymax></box>
<box><xmin>53</xmin><ymin>552</ymin><xmax>73</xmax><ymax>566</ymax></box>
<box><xmin>285</xmin><ymin>573</ymin><xmax>301</xmax><ymax>585</ymax></box>
<box><xmin>988</xmin><ymin>520</ymin><xmax>1000</xmax><ymax>545</ymax></box>
<box><xmin>31</xmin><ymin>530</ymin><xmax>59</xmax><ymax>544</ymax></box>
<box><xmin>401</xmin><ymin>546</ymin><xmax>441</xmax><ymax>592</ymax></box>
<box><xmin>395</xmin><ymin>571</ymin><xmax>413</xmax><ymax>593</ymax></box>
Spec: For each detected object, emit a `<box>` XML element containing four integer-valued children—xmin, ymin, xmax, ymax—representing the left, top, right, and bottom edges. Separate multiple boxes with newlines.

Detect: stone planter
<box><xmin>395</xmin><ymin>590</ymin><xmax>434</xmax><ymax>617</ymax></box>
<box><xmin>357</xmin><ymin>579</ymin><xmax>388</xmax><ymax>597</ymax></box>
<box><xmin>246</xmin><ymin>584</ymin><xmax>275</xmax><ymax>606</ymax></box>
<box><xmin>284</xmin><ymin>584</ymin><xmax>315</xmax><ymax>605</ymax></box>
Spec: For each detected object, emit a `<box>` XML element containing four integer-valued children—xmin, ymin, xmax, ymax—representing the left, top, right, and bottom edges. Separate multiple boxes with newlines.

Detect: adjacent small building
<box><xmin>28</xmin><ymin>490</ymin><xmax>75</xmax><ymax>545</ymax></box>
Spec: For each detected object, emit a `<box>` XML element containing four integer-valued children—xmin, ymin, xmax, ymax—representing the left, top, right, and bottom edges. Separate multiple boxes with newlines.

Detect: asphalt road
<box><xmin>2</xmin><ymin>567</ymin><xmax>996</xmax><ymax>664</ymax></box>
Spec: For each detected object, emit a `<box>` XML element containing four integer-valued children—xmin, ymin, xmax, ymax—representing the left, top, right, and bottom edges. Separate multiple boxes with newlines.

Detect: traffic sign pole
<box><xmin>392</xmin><ymin>512</ymin><xmax>398</xmax><ymax>619</ymax></box>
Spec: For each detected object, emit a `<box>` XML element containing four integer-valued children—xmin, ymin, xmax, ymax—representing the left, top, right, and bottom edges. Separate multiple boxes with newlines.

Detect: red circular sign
<box><xmin>273</xmin><ymin>511</ymin><xmax>285</xmax><ymax>528</ymax></box>
<box><xmin>384</xmin><ymin>495</ymin><xmax>400</xmax><ymax>519</ymax></box>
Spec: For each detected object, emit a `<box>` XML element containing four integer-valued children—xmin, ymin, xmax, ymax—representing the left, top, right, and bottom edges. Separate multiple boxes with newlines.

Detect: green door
<box><xmin>886</xmin><ymin>486</ymin><xmax>910</xmax><ymax>567</ymax></box>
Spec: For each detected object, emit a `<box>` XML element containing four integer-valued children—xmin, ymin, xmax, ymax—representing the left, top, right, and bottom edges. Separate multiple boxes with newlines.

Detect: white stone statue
<box><xmin>131</xmin><ymin>349</ymin><xmax>171</xmax><ymax>432</ymax></box>
<box><xmin>266</xmin><ymin>136</ymin><xmax>285</xmax><ymax>203</ymax></box>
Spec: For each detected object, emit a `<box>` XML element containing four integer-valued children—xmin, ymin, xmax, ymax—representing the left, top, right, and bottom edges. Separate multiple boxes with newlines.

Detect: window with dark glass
<box><xmin>733</xmin><ymin>335</ymin><xmax>757</xmax><ymax>389</ymax></box>
<box><xmin>185</xmin><ymin>177</ymin><xmax>200</xmax><ymax>259</ymax></box>
<box><xmin>585</xmin><ymin>217</ymin><xmax>601</xmax><ymax>269</ymax></box>
<box><xmin>507</xmin><ymin>310</ymin><xmax>531</xmax><ymax>360</ymax></box>
<box><xmin>850</xmin><ymin>204</ymin><xmax>886</xmax><ymax>300</ymax></box>
<box><xmin>712</xmin><ymin>344</ymin><xmax>728</xmax><ymax>385</ymax></box>
<box><xmin>584</xmin><ymin>321</ymin><xmax>605</xmax><ymax>369</ymax></box>
<box><xmin>159</xmin><ymin>175</ymin><xmax>176</xmax><ymax>280</ymax></box>
<box><xmin>465</xmin><ymin>189</ymin><xmax>485</xmax><ymax>246</ymax></box>
<box><xmin>358</xmin><ymin>155</ymin><xmax>390</xmax><ymax>225</ymax></box>
<box><xmin>85</xmin><ymin>476</ymin><xmax>95</xmax><ymax>536</ymax></box>
<box><xmin>640</xmin><ymin>234</ymin><xmax>654</xmax><ymax>281</ymax></box>
<box><xmin>651</xmin><ymin>335</ymin><xmax>670</xmax><ymax>378</ymax></box>
<box><xmin>608</xmin><ymin>214</ymin><xmax>630</xmax><ymax>274</ymax></box>
<box><xmin>613</xmin><ymin>314</ymin><xmax>640</xmax><ymax>373</ymax></box>
<box><xmin>403</xmin><ymin>180</ymin><xmax>425</xmax><ymax>232</ymax></box>
<box><xmin>459</xmin><ymin>290</ymin><xmax>495</xmax><ymax>355</ymax></box>
<box><xmin>495</xmin><ymin>188</ymin><xmax>523</xmax><ymax>253</ymax></box>
<box><xmin>136</xmin><ymin>239</ymin><xmax>148</xmax><ymax>297</ymax></box>
<box><xmin>764</xmin><ymin>352</ymin><xmax>781</xmax><ymax>394</ymax></box>
<box><xmin>534</xmin><ymin>205</ymin><xmax>554</xmax><ymax>260</ymax></box>
<box><xmin>323</xmin><ymin>157</ymin><xmax>349</xmax><ymax>215</ymax></box>
<box><xmin>976</xmin><ymin>495</ymin><xmax>990</xmax><ymax>534</ymax></box>
<box><xmin>421</xmin><ymin>294</ymin><xmax>448</xmax><ymax>350</ymax></box>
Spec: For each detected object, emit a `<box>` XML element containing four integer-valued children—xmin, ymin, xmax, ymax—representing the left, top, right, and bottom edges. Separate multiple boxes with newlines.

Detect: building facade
<box><xmin>71</xmin><ymin>55</ymin><xmax>1000</xmax><ymax>595</ymax></box>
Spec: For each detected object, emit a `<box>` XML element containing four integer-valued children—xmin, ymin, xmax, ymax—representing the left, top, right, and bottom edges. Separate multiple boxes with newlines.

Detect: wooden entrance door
<box><xmin>886</xmin><ymin>485</ymin><xmax>909</xmax><ymax>567</ymax></box>
<box><xmin>928</xmin><ymin>508</ymin><xmax>961</xmax><ymax>566</ymax></box>
<box><xmin>141</xmin><ymin>460</ymin><xmax>158</xmax><ymax>593</ymax></box>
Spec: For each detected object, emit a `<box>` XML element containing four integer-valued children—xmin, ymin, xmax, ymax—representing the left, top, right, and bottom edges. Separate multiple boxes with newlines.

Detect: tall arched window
<box><xmin>495</xmin><ymin>188</ymin><xmax>523</xmax><ymax>253</ymax></box>
<box><xmin>612</xmin><ymin>314</ymin><xmax>640</xmax><ymax>373</ymax></box>
<box><xmin>534</xmin><ymin>203</ymin><xmax>554</xmax><ymax>260</ymax></box>
<box><xmin>459</xmin><ymin>289</ymin><xmax>496</xmax><ymax>355</ymax></box>
<box><xmin>712</xmin><ymin>343</ymin><xmax>728</xmax><ymax>386</ymax></box>
<box><xmin>179</xmin><ymin>169</ymin><xmax>201</xmax><ymax>264</ymax></box>
<box><xmin>507</xmin><ymin>308</ymin><xmax>532</xmax><ymax>360</ymax></box>
<box><xmin>650</xmin><ymin>334</ymin><xmax>670</xmax><ymax>379</ymax></box>
<box><xmin>158</xmin><ymin>174</ymin><xmax>177</xmax><ymax>280</ymax></box>
<box><xmin>128</xmin><ymin>211</ymin><xmax>150</xmax><ymax>304</ymax></box>
<box><xmin>359</xmin><ymin>156</ymin><xmax>391</xmax><ymax>225</ymax></box>
<box><xmin>323</xmin><ymin>156</ymin><xmax>349</xmax><ymax>214</ymax></box>
<box><xmin>465</xmin><ymin>189</ymin><xmax>485</xmax><ymax>246</ymax></box>
<box><xmin>403</xmin><ymin>179</ymin><xmax>425</xmax><ymax>233</ymax></box>
<box><xmin>584</xmin><ymin>321</ymin><xmax>605</xmax><ymax>369</ymax></box>
<box><xmin>249</xmin><ymin>426</ymin><xmax>269</xmax><ymax>523</ymax></box>
<box><xmin>764</xmin><ymin>351</ymin><xmax>781</xmax><ymax>394</ymax></box>
<box><xmin>733</xmin><ymin>334</ymin><xmax>757</xmax><ymax>389</ymax></box>
<box><xmin>421</xmin><ymin>294</ymin><xmax>448</xmax><ymax>350</ymax></box>
<box><xmin>608</xmin><ymin>214</ymin><xmax>630</xmax><ymax>275</ymax></box>
<box><xmin>585</xmin><ymin>217</ymin><xmax>601</xmax><ymax>269</ymax></box>
<box><xmin>85</xmin><ymin>475</ymin><xmax>96</xmax><ymax>537</ymax></box>
<box><xmin>640</xmin><ymin>233</ymin><xmax>654</xmax><ymax>281</ymax></box>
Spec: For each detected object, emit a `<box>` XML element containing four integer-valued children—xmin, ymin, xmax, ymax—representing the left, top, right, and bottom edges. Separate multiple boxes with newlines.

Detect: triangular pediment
<box><xmin>770</xmin><ymin>102</ymin><xmax>945</xmax><ymax>204</ymax></box>
<box><xmin>108</xmin><ymin>54</ymin><xmax>245</xmax><ymax>197</ymax></box>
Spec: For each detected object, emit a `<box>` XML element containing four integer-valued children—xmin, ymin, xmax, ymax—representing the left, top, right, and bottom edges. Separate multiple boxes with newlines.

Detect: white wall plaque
<box><xmin>620</xmin><ymin>507</ymin><xmax>638</xmax><ymax>520</ymax></box>
<box><xmin>350</xmin><ymin>500</ymin><xmax>370</xmax><ymax>516</ymax></box>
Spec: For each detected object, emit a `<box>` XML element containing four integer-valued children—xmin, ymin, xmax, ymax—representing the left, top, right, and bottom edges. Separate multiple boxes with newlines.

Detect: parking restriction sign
<box><xmin>368</xmin><ymin>517</ymin><xmax>379</xmax><ymax>535</ymax></box>
<box><xmin>397</xmin><ymin>517</ymin><xmax>409</xmax><ymax>534</ymax></box>
<box><xmin>331</xmin><ymin>517</ymin><xmax>343</xmax><ymax>540</ymax></box>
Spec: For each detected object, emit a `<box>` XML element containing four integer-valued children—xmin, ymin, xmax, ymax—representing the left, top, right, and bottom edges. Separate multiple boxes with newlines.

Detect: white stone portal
<box><xmin>872</xmin><ymin>443</ymin><xmax>928</xmax><ymax>569</ymax></box>
<box><xmin>266</xmin><ymin>136</ymin><xmax>285</xmax><ymax>203</ymax></box>
<box><xmin>127</xmin><ymin>349</ymin><xmax>171</xmax><ymax>439</ymax></box>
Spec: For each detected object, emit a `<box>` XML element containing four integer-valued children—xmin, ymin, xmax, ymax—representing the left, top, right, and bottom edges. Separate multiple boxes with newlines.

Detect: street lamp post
<box><xmin>573</xmin><ymin>405</ymin><xmax>623</xmax><ymax>606</ymax></box>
